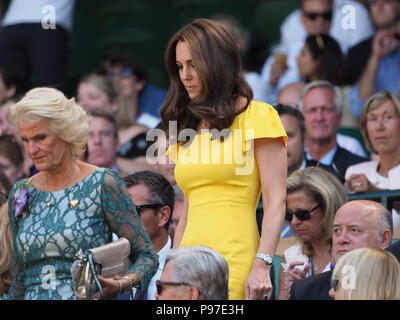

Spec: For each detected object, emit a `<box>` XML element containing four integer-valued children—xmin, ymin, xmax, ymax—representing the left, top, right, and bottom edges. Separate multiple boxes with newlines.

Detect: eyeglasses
<box><xmin>394</xmin><ymin>33</ymin><xmax>400</xmax><ymax>40</ymax></box>
<box><xmin>330</xmin><ymin>276</ymin><xmax>339</xmax><ymax>291</ymax></box>
<box><xmin>303</xmin><ymin>11</ymin><xmax>333</xmax><ymax>21</ymax></box>
<box><xmin>135</xmin><ymin>204</ymin><xmax>165</xmax><ymax>216</ymax></box>
<box><xmin>367</xmin><ymin>0</ymin><xmax>395</xmax><ymax>5</ymax></box>
<box><xmin>285</xmin><ymin>204</ymin><xmax>321</xmax><ymax>222</ymax></box>
<box><xmin>156</xmin><ymin>280</ymin><xmax>192</xmax><ymax>295</ymax></box>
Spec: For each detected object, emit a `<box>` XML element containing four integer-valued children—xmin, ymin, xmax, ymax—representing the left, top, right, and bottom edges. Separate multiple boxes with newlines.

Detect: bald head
<box><xmin>277</xmin><ymin>82</ymin><xmax>306</xmax><ymax>108</ymax></box>
<box><xmin>332</xmin><ymin>200</ymin><xmax>392</xmax><ymax>263</ymax></box>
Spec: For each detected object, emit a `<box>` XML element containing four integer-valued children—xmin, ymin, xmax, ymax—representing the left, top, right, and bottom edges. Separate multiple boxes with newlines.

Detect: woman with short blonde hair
<box><xmin>345</xmin><ymin>91</ymin><xmax>400</xmax><ymax>228</ymax></box>
<box><xmin>8</xmin><ymin>87</ymin><xmax>91</xmax><ymax>157</ymax></box>
<box><xmin>330</xmin><ymin>248</ymin><xmax>400</xmax><ymax>300</ymax></box>
<box><xmin>4</xmin><ymin>87</ymin><xmax>158</xmax><ymax>300</ymax></box>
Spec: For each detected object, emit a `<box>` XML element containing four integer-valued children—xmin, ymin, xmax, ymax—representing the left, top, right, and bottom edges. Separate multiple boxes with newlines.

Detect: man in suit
<box><xmin>299</xmin><ymin>80</ymin><xmax>367</xmax><ymax>183</ymax></box>
<box><xmin>290</xmin><ymin>200</ymin><xmax>393</xmax><ymax>300</ymax></box>
<box><xmin>388</xmin><ymin>240</ymin><xmax>400</xmax><ymax>262</ymax></box>
<box><xmin>124</xmin><ymin>170</ymin><xmax>174</xmax><ymax>300</ymax></box>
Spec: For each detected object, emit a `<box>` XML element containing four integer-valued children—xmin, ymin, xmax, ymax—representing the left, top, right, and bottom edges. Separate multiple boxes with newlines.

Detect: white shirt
<box><xmin>280</xmin><ymin>0</ymin><xmax>374</xmax><ymax>55</ymax></box>
<box><xmin>345</xmin><ymin>161</ymin><xmax>400</xmax><ymax>228</ymax></box>
<box><xmin>282</xmin><ymin>242</ymin><xmax>331</xmax><ymax>274</ymax></box>
<box><xmin>337</xmin><ymin>133</ymin><xmax>367</xmax><ymax>158</ymax></box>
<box><xmin>146</xmin><ymin>236</ymin><xmax>172</xmax><ymax>300</ymax></box>
<box><xmin>258</xmin><ymin>0</ymin><xmax>374</xmax><ymax>103</ymax></box>
<box><xmin>2</xmin><ymin>0</ymin><xmax>76</xmax><ymax>31</ymax></box>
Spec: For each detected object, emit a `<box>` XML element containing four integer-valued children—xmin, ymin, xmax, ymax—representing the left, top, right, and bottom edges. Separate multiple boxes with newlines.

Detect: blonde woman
<box><xmin>4</xmin><ymin>87</ymin><xmax>158</xmax><ymax>300</ymax></box>
<box><xmin>345</xmin><ymin>91</ymin><xmax>400</xmax><ymax>228</ymax></box>
<box><xmin>329</xmin><ymin>248</ymin><xmax>400</xmax><ymax>300</ymax></box>
<box><xmin>277</xmin><ymin>167</ymin><xmax>347</xmax><ymax>300</ymax></box>
<box><xmin>0</xmin><ymin>200</ymin><xmax>12</xmax><ymax>296</ymax></box>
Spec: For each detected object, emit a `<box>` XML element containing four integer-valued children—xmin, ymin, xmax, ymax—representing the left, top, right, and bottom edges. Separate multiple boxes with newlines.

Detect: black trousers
<box><xmin>0</xmin><ymin>23</ymin><xmax>68</xmax><ymax>91</ymax></box>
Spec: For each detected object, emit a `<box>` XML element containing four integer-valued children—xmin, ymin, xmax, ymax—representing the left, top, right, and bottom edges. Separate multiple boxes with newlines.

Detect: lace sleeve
<box><xmin>100</xmin><ymin>169</ymin><xmax>159</xmax><ymax>296</ymax></box>
<box><xmin>3</xmin><ymin>183</ymin><xmax>26</xmax><ymax>300</ymax></box>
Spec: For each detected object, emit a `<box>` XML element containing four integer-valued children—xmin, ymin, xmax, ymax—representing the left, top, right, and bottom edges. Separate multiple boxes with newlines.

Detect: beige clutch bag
<box><xmin>71</xmin><ymin>237</ymin><xmax>131</xmax><ymax>299</ymax></box>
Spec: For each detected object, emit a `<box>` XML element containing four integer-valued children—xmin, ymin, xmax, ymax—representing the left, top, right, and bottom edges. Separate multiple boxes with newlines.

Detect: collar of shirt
<box><xmin>305</xmin><ymin>145</ymin><xmax>338</xmax><ymax>166</ymax></box>
<box><xmin>157</xmin><ymin>236</ymin><xmax>172</xmax><ymax>269</ymax></box>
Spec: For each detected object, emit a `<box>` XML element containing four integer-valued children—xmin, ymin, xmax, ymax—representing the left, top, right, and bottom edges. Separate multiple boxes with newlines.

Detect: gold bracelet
<box><xmin>121</xmin><ymin>276</ymin><xmax>133</xmax><ymax>294</ymax></box>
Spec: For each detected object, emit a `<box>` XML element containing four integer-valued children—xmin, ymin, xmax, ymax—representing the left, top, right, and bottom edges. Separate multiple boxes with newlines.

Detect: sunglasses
<box><xmin>285</xmin><ymin>204</ymin><xmax>321</xmax><ymax>222</ymax></box>
<box><xmin>303</xmin><ymin>11</ymin><xmax>333</xmax><ymax>21</ymax></box>
<box><xmin>135</xmin><ymin>204</ymin><xmax>165</xmax><ymax>216</ymax></box>
<box><xmin>156</xmin><ymin>280</ymin><xmax>192</xmax><ymax>295</ymax></box>
<box><xmin>330</xmin><ymin>276</ymin><xmax>339</xmax><ymax>291</ymax></box>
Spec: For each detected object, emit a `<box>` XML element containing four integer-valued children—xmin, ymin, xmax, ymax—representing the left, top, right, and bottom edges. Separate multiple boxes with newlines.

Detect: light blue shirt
<box><xmin>305</xmin><ymin>145</ymin><xmax>338</xmax><ymax>166</ymax></box>
<box><xmin>348</xmin><ymin>48</ymin><xmax>400</xmax><ymax>118</ymax></box>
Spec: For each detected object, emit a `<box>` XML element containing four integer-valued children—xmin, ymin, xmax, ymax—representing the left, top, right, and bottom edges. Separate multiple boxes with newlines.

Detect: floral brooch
<box><xmin>13</xmin><ymin>178</ymin><xmax>32</xmax><ymax>219</ymax></box>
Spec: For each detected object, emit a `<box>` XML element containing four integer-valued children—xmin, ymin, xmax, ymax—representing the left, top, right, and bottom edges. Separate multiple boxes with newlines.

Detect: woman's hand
<box><xmin>269</xmin><ymin>60</ymin><xmax>287</xmax><ymax>87</ymax></box>
<box><xmin>92</xmin><ymin>275</ymin><xmax>120</xmax><ymax>300</ymax></box>
<box><xmin>245</xmin><ymin>259</ymin><xmax>272</xmax><ymax>300</ymax></box>
<box><xmin>278</xmin><ymin>261</ymin><xmax>310</xmax><ymax>300</ymax></box>
<box><xmin>346</xmin><ymin>173</ymin><xmax>379</xmax><ymax>193</ymax></box>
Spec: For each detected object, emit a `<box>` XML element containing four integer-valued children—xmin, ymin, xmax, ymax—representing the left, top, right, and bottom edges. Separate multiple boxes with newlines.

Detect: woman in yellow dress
<box><xmin>161</xmin><ymin>18</ymin><xmax>288</xmax><ymax>300</ymax></box>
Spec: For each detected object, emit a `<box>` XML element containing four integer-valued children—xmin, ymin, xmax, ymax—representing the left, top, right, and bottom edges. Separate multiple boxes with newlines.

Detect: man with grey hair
<box><xmin>290</xmin><ymin>200</ymin><xmax>393</xmax><ymax>300</ymax></box>
<box><xmin>299</xmin><ymin>80</ymin><xmax>367</xmax><ymax>183</ymax></box>
<box><xmin>155</xmin><ymin>245</ymin><xmax>229</xmax><ymax>300</ymax></box>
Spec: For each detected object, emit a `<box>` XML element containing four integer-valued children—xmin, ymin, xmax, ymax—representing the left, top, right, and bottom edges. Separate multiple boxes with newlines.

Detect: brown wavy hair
<box><xmin>160</xmin><ymin>18</ymin><xmax>253</xmax><ymax>140</ymax></box>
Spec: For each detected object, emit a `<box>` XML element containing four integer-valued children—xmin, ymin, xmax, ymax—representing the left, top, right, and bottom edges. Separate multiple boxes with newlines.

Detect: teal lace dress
<box><xmin>4</xmin><ymin>168</ymin><xmax>158</xmax><ymax>300</ymax></box>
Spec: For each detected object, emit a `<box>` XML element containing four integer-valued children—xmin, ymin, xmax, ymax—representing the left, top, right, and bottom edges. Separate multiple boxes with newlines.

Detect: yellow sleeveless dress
<box><xmin>167</xmin><ymin>101</ymin><xmax>287</xmax><ymax>299</ymax></box>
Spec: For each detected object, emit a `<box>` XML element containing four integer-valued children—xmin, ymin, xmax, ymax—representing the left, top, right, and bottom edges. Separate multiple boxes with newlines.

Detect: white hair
<box><xmin>298</xmin><ymin>80</ymin><xmax>343</xmax><ymax>114</ymax></box>
<box><xmin>8</xmin><ymin>87</ymin><xmax>91</xmax><ymax>156</ymax></box>
<box><xmin>167</xmin><ymin>245</ymin><xmax>229</xmax><ymax>300</ymax></box>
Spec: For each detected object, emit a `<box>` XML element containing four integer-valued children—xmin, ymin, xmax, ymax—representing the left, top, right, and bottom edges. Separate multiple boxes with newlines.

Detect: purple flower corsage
<box><xmin>13</xmin><ymin>179</ymin><xmax>32</xmax><ymax>219</ymax></box>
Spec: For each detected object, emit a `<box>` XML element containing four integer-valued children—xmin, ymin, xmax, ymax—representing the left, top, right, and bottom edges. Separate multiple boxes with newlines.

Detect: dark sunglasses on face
<box><xmin>156</xmin><ymin>280</ymin><xmax>192</xmax><ymax>295</ymax></box>
<box><xmin>135</xmin><ymin>204</ymin><xmax>164</xmax><ymax>216</ymax></box>
<box><xmin>285</xmin><ymin>204</ymin><xmax>321</xmax><ymax>222</ymax></box>
<box><xmin>304</xmin><ymin>11</ymin><xmax>333</xmax><ymax>21</ymax></box>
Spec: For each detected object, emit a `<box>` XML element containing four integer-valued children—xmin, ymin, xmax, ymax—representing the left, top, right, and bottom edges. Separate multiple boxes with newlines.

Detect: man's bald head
<box><xmin>332</xmin><ymin>200</ymin><xmax>392</xmax><ymax>263</ymax></box>
<box><xmin>277</xmin><ymin>82</ymin><xmax>306</xmax><ymax>108</ymax></box>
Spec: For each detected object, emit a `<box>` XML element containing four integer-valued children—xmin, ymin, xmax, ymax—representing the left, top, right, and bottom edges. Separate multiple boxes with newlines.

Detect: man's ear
<box><xmin>135</xmin><ymin>79</ymin><xmax>146</xmax><ymax>93</ymax></box>
<box><xmin>5</xmin><ymin>85</ymin><xmax>16</xmax><ymax>99</ymax></box>
<box><xmin>381</xmin><ymin>229</ymin><xmax>392</xmax><ymax>250</ymax></box>
<box><xmin>158</xmin><ymin>205</ymin><xmax>171</xmax><ymax>228</ymax></box>
<box><xmin>189</xmin><ymin>286</ymin><xmax>201</xmax><ymax>300</ymax></box>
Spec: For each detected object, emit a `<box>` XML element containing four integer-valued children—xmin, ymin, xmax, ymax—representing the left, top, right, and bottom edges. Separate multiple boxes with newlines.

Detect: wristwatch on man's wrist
<box><xmin>256</xmin><ymin>253</ymin><xmax>273</xmax><ymax>266</ymax></box>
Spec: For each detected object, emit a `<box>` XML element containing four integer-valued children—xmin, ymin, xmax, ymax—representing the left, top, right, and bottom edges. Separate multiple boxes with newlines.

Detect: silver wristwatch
<box><xmin>256</xmin><ymin>253</ymin><xmax>273</xmax><ymax>265</ymax></box>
